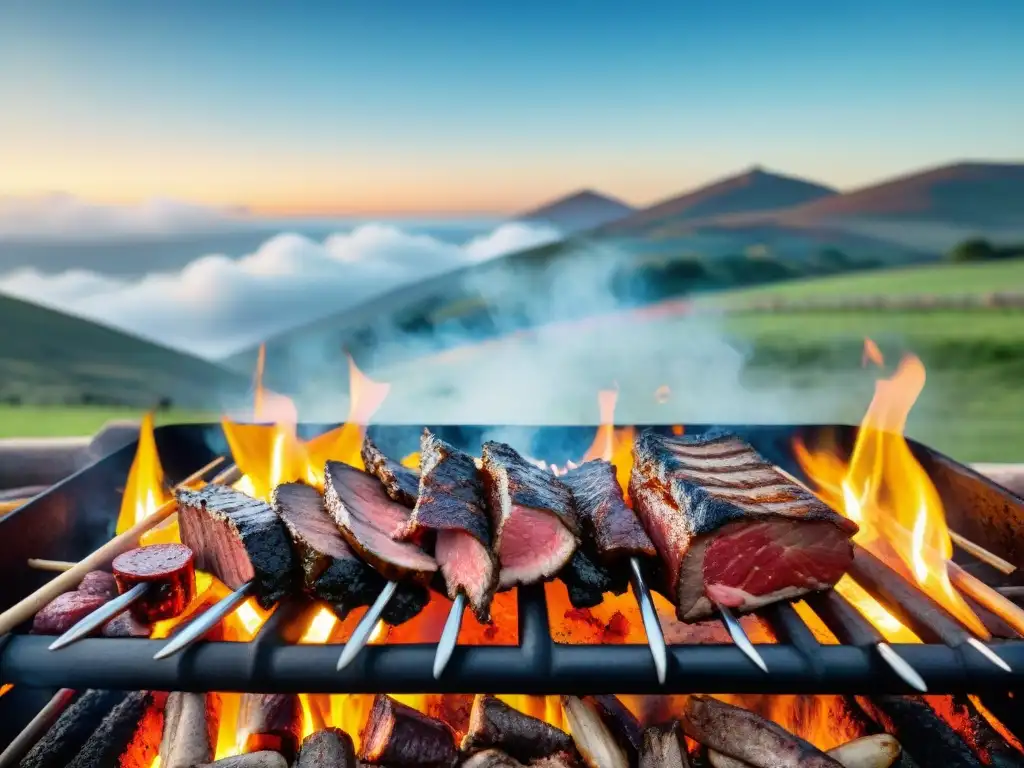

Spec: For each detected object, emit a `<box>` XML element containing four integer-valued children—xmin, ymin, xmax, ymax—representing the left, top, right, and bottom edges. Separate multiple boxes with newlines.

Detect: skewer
<box><xmin>153</xmin><ymin>581</ymin><xmax>255</xmax><ymax>660</ymax></box>
<box><xmin>714</xmin><ymin>602</ymin><xmax>768</xmax><ymax>673</ymax></box>
<box><xmin>948</xmin><ymin>560</ymin><xmax>1024</xmax><ymax>636</ymax></box>
<box><xmin>806</xmin><ymin>590</ymin><xmax>928</xmax><ymax>693</ymax></box>
<box><xmin>948</xmin><ymin>531</ymin><xmax>1016</xmax><ymax>575</ymax></box>
<box><xmin>0</xmin><ymin>456</ymin><xmax>224</xmax><ymax>636</ymax></box>
<box><xmin>336</xmin><ymin>580</ymin><xmax>398</xmax><ymax>671</ymax></box>
<box><xmin>0</xmin><ymin>688</ymin><xmax>76</xmax><ymax>768</ymax></box>
<box><xmin>27</xmin><ymin>558</ymin><xmax>76</xmax><ymax>572</ymax></box>
<box><xmin>628</xmin><ymin>556</ymin><xmax>668</xmax><ymax>683</ymax></box>
<box><xmin>48</xmin><ymin>582</ymin><xmax>149</xmax><ymax>650</ymax></box>
<box><xmin>433</xmin><ymin>592</ymin><xmax>466</xmax><ymax>679</ymax></box>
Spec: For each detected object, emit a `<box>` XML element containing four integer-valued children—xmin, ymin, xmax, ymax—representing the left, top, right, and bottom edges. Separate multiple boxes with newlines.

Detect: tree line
<box><xmin>949</xmin><ymin>238</ymin><xmax>1024</xmax><ymax>262</ymax></box>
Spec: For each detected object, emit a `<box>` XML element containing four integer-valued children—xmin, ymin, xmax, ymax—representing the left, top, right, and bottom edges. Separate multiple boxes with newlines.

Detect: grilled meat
<box><xmin>111</xmin><ymin>543</ymin><xmax>196</xmax><ymax>623</ymax></box>
<box><xmin>630</xmin><ymin>430</ymin><xmax>857</xmax><ymax>621</ymax></box>
<box><xmin>177</xmin><ymin>484</ymin><xmax>297</xmax><ymax>609</ymax></box>
<box><xmin>481</xmin><ymin>441</ymin><xmax>580</xmax><ymax>589</ymax></box>
<box><xmin>461</xmin><ymin>694</ymin><xmax>575</xmax><ymax>764</ymax></box>
<box><xmin>101</xmin><ymin>612</ymin><xmax>151</xmax><ymax>638</ymax></box>
<box><xmin>395</xmin><ymin>430</ymin><xmax>498</xmax><ymax>623</ymax></box>
<box><xmin>31</xmin><ymin>591</ymin><xmax>109</xmax><ymax>635</ymax></box>
<box><xmin>324</xmin><ymin>461</ymin><xmax>438</xmax><ymax>584</ymax></box>
<box><xmin>363</xmin><ymin>436</ymin><xmax>421</xmax><ymax>508</ymax></box>
<box><xmin>359</xmin><ymin>694</ymin><xmax>457</xmax><ymax>768</ymax></box>
<box><xmin>563</xmin><ymin>460</ymin><xmax>655</xmax><ymax>562</ymax></box>
<box><xmin>77</xmin><ymin>571</ymin><xmax>118</xmax><ymax>598</ymax></box>
<box><xmin>297</xmin><ymin>728</ymin><xmax>357</xmax><ymax>768</ymax></box>
<box><xmin>681</xmin><ymin>696</ymin><xmax>842</xmax><ymax>768</ymax></box>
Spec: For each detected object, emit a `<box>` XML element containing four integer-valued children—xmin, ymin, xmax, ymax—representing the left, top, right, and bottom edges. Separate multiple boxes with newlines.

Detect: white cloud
<box><xmin>0</xmin><ymin>193</ymin><xmax>247</xmax><ymax>240</ymax></box>
<box><xmin>0</xmin><ymin>221</ymin><xmax>562</xmax><ymax>358</ymax></box>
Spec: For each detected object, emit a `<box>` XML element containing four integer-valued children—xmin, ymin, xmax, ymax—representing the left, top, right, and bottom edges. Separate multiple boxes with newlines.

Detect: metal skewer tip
<box><xmin>716</xmin><ymin>602</ymin><xmax>769</xmax><ymax>673</ymax></box>
<box><xmin>876</xmin><ymin>642</ymin><xmax>928</xmax><ymax>692</ymax></box>
<box><xmin>337</xmin><ymin>580</ymin><xmax>398</xmax><ymax>672</ymax></box>
<box><xmin>433</xmin><ymin>592</ymin><xmax>467</xmax><ymax>679</ymax></box>
<box><xmin>48</xmin><ymin>582</ymin><xmax>150</xmax><ymax>651</ymax></box>
<box><xmin>153</xmin><ymin>581</ymin><xmax>255</xmax><ymax>660</ymax></box>
<box><xmin>966</xmin><ymin>636</ymin><xmax>1013</xmax><ymax>672</ymax></box>
<box><xmin>628</xmin><ymin>557</ymin><xmax>668</xmax><ymax>684</ymax></box>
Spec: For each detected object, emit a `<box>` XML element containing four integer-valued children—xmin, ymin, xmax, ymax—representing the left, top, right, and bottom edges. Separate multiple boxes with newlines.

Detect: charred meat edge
<box><xmin>362</xmin><ymin>435</ymin><xmax>421</xmax><ymax>508</ymax></box>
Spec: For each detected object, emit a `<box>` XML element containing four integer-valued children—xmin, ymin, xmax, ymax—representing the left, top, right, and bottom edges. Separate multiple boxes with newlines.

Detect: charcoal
<box><xmin>19</xmin><ymin>690</ymin><xmax>127</xmax><ymax>768</ymax></box>
<box><xmin>195</xmin><ymin>753</ymin><xmax>289</xmax><ymax>768</ymax></box>
<box><xmin>562</xmin><ymin>696</ymin><xmax>629</xmax><ymax>768</ymax></box>
<box><xmin>461</xmin><ymin>694</ymin><xmax>574</xmax><ymax>763</ymax></box>
<box><xmin>639</xmin><ymin>722</ymin><xmax>689</xmax><ymax>768</ymax></box>
<box><xmin>66</xmin><ymin>690</ymin><xmax>164</xmax><ymax>768</ymax></box>
<box><xmin>559</xmin><ymin>549</ymin><xmax>628</xmax><ymax>609</ymax></box>
<box><xmin>297</xmin><ymin>728</ymin><xmax>357</xmax><ymax>768</ymax></box>
<box><xmin>588</xmin><ymin>695</ymin><xmax>643</xmax><ymax>766</ymax></box>
<box><xmin>238</xmin><ymin>693</ymin><xmax>303</xmax><ymax>762</ymax></box>
<box><xmin>159</xmin><ymin>692</ymin><xmax>220</xmax><ymax>768</ymax></box>
<box><xmin>461</xmin><ymin>750</ymin><xmax>523</xmax><ymax>768</ymax></box>
<box><xmin>177</xmin><ymin>484</ymin><xmax>297</xmax><ymax>609</ymax></box>
<box><xmin>363</xmin><ymin>435</ymin><xmax>421</xmax><ymax>508</ymax></box>
<box><xmin>359</xmin><ymin>694</ymin><xmax>457</xmax><ymax>767</ymax></box>
<box><xmin>855</xmin><ymin>695</ymin><xmax>984</xmax><ymax>768</ymax></box>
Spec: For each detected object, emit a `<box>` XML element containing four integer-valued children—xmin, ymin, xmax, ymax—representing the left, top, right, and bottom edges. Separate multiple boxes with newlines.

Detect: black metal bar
<box><xmin>517</xmin><ymin>584</ymin><xmax>551</xmax><ymax>668</ymax></box>
<box><xmin>4</xmin><ymin>635</ymin><xmax>1024</xmax><ymax>694</ymax></box>
<box><xmin>806</xmin><ymin>590</ymin><xmax>885</xmax><ymax>646</ymax></box>
<box><xmin>762</xmin><ymin>602</ymin><xmax>820</xmax><ymax>655</ymax></box>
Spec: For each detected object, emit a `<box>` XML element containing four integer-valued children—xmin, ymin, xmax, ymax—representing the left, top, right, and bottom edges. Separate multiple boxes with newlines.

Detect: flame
<box><xmin>655</xmin><ymin>384</ymin><xmax>671</xmax><ymax>404</ymax></box>
<box><xmin>116</xmin><ymin>413</ymin><xmax>170</xmax><ymax>534</ymax></box>
<box><xmin>862</xmin><ymin>338</ymin><xmax>885</xmax><ymax>368</ymax></box>
<box><xmin>795</xmin><ymin>343</ymin><xmax>987</xmax><ymax>638</ymax></box>
<box><xmin>0</xmin><ymin>683</ymin><xmax>12</xmax><ymax>698</ymax></box>
<box><xmin>579</xmin><ymin>389</ymin><xmax>635</xmax><ymax>494</ymax></box>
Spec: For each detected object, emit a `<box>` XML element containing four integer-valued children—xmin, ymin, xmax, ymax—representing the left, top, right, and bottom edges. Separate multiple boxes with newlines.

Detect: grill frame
<box><xmin>2</xmin><ymin>422</ymin><xmax>1024</xmax><ymax>697</ymax></box>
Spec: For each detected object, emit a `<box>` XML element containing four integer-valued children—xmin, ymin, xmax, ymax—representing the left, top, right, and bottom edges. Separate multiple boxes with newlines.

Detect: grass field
<box><xmin>0</xmin><ymin>406</ymin><xmax>215</xmax><ymax>438</ymax></box>
<box><xmin>705</xmin><ymin>258</ymin><xmax>1024</xmax><ymax>306</ymax></box>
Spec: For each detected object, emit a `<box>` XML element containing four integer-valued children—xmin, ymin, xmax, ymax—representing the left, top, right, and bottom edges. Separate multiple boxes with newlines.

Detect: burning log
<box><xmin>680</xmin><ymin>695</ymin><xmax>842</xmax><ymax>768</ymax></box>
<box><xmin>18</xmin><ymin>690</ymin><xmax>127</xmax><ymax>768</ymax></box>
<box><xmin>66</xmin><ymin>690</ymin><xmax>165</xmax><ymax>768</ymax></box>
<box><xmin>946</xmin><ymin>695</ymin><xmax>1024</xmax><ymax>767</ymax></box>
<box><xmin>461</xmin><ymin>750</ymin><xmax>525</xmax><ymax>768</ymax></box>
<box><xmin>194</xmin><ymin>752</ymin><xmax>288</xmax><ymax>768</ymax></box>
<box><xmin>461</xmin><ymin>694</ymin><xmax>575</xmax><ymax>764</ymax></box>
<box><xmin>359</xmin><ymin>694</ymin><xmax>457</xmax><ymax>768</ymax></box>
<box><xmin>853</xmin><ymin>696</ymin><xmax>984</xmax><ymax>768</ymax></box>
<box><xmin>158</xmin><ymin>692</ymin><xmax>220</xmax><ymax>768</ymax></box>
<box><xmin>708</xmin><ymin>734</ymin><xmax>901</xmax><ymax>768</ymax></box>
<box><xmin>639</xmin><ymin>722</ymin><xmax>690</xmax><ymax>768</ymax></box>
<box><xmin>296</xmin><ymin>728</ymin><xmax>357</xmax><ymax>768</ymax></box>
<box><xmin>237</xmin><ymin>693</ymin><xmax>303</xmax><ymax>763</ymax></box>
<box><xmin>587</xmin><ymin>695</ymin><xmax>643</xmax><ymax>766</ymax></box>
<box><xmin>562</xmin><ymin>696</ymin><xmax>629</xmax><ymax>768</ymax></box>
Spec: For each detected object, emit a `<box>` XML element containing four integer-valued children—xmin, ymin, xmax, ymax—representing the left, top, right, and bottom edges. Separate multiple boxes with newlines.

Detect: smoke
<box><xmin>262</xmin><ymin>236</ymin><xmax>864</xmax><ymax>439</ymax></box>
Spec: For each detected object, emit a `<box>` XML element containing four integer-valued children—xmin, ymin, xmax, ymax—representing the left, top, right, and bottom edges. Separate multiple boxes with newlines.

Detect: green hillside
<box><xmin>0</xmin><ymin>293</ymin><xmax>247</xmax><ymax>408</ymax></box>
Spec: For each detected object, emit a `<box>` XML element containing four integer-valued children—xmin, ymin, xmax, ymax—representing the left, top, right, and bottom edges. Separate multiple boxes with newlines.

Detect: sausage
<box><xmin>111</xmin><ymin>543</ymin><xmax>197</xmax><ymax>623</ymax></box>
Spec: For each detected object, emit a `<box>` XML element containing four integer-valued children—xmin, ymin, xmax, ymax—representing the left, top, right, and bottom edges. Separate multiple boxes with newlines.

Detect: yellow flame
<box><xmin>116</xmin><ymin>413</ymin><xmax>170</xmax><ymax>534</ymax></box>
<box><xmin>795</xmin><ymin>345</ymin><xmax>987</xmax><ymax>638</ymax></box>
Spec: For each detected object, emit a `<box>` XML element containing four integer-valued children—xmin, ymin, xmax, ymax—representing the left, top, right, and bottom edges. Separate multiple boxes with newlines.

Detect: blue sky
<box><xmin>1</xmin><ymin>0</ymin><xmax>1021</xmax><ymax>213</ymax></box>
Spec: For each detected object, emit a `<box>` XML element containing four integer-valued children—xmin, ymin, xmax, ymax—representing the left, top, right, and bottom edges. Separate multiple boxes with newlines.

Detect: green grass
<box><xmin>0</xmin><ymin>406</ymin><xmax>216</xmax><ymax>438</ymax></box>
<box><xmin>703</xmin><ymin>259</ymin><xmax>1024</xmax><ymax>306</ymax></box>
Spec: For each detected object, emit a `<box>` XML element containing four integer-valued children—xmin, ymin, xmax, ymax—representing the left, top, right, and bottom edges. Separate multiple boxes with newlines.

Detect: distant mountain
<box><xmin>0</xmin><ymin>293</ymin><xmax>246</xmax><ymax>408</ymax></box>
<box><xmin>601</xmin><ymin>167</ymin><xmax>837</xmax><ymax>235</ymax></box>
<box><xmin>772</xmin><ymin>162</ymin><xmax>1024</xmax><ymax>228</ymax></box>
<box><xmin>516</xmin><ymin>189</ymin><xmax>635</xmax><ymax>233</ymax></box>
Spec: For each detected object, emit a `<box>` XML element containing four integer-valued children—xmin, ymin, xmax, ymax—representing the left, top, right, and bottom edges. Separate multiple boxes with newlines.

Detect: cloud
<box><xmin>0</xmin><ymin>193</ymin><xmax>248</xmax><ymax>240</ymax></box>
<box><xmin>0</xmin><ymin>221</ymin><xmax>562</xmax><ymax>358</ymax></box>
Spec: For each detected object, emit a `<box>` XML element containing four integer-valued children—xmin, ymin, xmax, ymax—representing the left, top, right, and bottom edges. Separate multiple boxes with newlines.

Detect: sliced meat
<box><xmin>324</xmin><ymin>461</ymin><xmax>437</xmax><ymax>584</ymax></box>
<box><xmin>680</xmin><ymin>695</ymin><xmax>842</xmax><ymax>768</ymax></box>
<box><xmin>102</xmin><ymin>612</ymin><xmax>152</xmax><ymax>638</ymax></box>
<box><xmin>31</xmin><ymin>591</ymin><xmax>109</xmax><ymax>635</ymax></box>
<box><xmin>461</xmin><ymin>694</ymin><xmax>575</xmax><ymax>764</ymax></box>
<box><xmin>363</xmin><ymin>436</ymin><xmax>421</xmax><ymax>508</ymax></box>
<box><xmin>112</xmin><ymin>543</ymin><xmax>196</xmax><ymax>623</ymax></box>
<box><xmin>273</xmin><ymin>482</ymin><xmax>429</xmax><ymax>625</ymax></box>
<box><xmin>78</xmin><ymin>571</ymin><xmax>118</xmax><ymax>598</ymax></box>
<box><xmin>394</xmin><ymin>430</ymin><xmax>498</xmax><ymax>623</ymax></box>
<box><xmin>296</xmin><ymin>728</ymin><xmax>357</xmax><ymax>768</ymax></box>
<box><xmin>629</xmin><ymin>430</ymin><xmax>857</xmax><ymax>621</ymax></box>
<box><xmin>359</xmin><ymin>694</ymin><xmax>457</xmax><ymax>768</ymax></box>
<box><xmin>481</xmin><ymin>441</ymin><xmax>580</xmax><ymax>590</ymax></box>
<box><xmin>563</xmin><ymin>460</ymin><xmax>655</xmax><ymax>561</ymax></box>
<box><xmin>177</xmin><ymin>484</ymin><xmax>297</xmax><ymax>609</ymax></box>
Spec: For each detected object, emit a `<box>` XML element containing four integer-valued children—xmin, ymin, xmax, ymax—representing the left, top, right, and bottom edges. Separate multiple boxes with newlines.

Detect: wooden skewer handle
<box><xmin>26</xmin><ymin>559</ymin><xmax>76</xmax><ymax>573</ymax></box>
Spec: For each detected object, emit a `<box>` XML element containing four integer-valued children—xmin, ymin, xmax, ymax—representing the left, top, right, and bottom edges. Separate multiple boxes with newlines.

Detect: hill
<box><xmin>0</xmin><ymin>293</ymin><xmax>247</xmax><ymax>407</ymax></box>
<box><xmin>516</xmin><ymin>189</ymin><xmax>635</xmax><ymax>232</ymax></box>
<box><xmin>600</xmin><ymin>167</ymin><xmax>837</xmax><ymax>234</ymax></box>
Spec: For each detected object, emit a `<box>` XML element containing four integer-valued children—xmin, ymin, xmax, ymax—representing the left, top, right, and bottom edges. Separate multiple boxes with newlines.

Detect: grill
<box><xmin>2</xmin><ymin>422</ymin><xmax>1024</xmax><ymax>762</ymax></box>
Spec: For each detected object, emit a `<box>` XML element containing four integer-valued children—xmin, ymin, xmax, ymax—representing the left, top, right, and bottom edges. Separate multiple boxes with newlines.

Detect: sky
<box><xmin>1</xmin><ymin>0</ymin><xmax>1022</xmax><ymax>215</ymax></box>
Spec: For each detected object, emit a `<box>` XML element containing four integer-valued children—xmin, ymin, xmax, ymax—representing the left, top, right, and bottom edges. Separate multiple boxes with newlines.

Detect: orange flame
<box><xmin>116</xmin><ymin>413</ymin><xmax>170</xmax><ymax>534</ymax></box>
<box><xmin>580</xmin><ymin>390</ymin><xmax>635</xmax><ymax>494</ymax></box>
<box><xmin>795</xmin><ymin>342</ymin><xmax>987</xmax><ymax>638</ymax></box>
<box><xmin>862</xmin><ymin>338</ymin><xmax>885</xmax><ymax>368</ymax></box>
